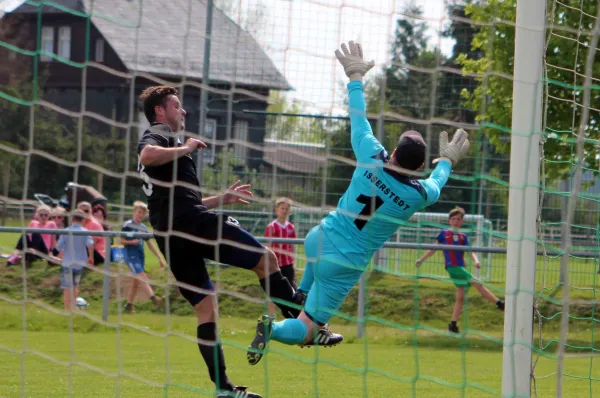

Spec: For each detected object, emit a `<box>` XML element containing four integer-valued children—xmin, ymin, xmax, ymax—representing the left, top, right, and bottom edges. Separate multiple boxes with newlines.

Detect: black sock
<box><xmin>197</xmin><ymin>323</ymin><xmax>234</xmax><ymax>391</ymax></box>
<box><xmin>450</xmin><ymin>320</ymin><xmax>457</xmax><ymax>326</ymax></box>
<box><xmin>260</xmin><ymin>271</ymin><xmax>299</xmax><ymax>319</ymax></box>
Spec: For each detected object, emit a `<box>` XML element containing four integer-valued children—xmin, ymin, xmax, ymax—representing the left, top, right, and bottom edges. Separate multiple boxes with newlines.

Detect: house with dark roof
<box><xmin>0</xmin><ymin>0</ymin><xmax>291</xmax><ymax>168</ymax></box>
<box><xmin>262</xmin><ymin>138</ymin><xmax>328</xmax><ymax>192</ymax></box>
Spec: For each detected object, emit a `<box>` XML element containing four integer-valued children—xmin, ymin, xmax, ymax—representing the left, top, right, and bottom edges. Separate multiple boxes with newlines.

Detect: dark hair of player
<box><xmin>139</xmin><ymin>85</ymin><xmax>179</xmax><ymax>123</ymax></box>
<box><xmin>393</xmin><ymin>130</ymin><xmax>427</xmax><ymax>170</ymax></box>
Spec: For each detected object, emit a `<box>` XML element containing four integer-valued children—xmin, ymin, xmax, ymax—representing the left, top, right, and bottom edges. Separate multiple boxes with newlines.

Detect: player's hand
<box><xmin>292</xmin><ymin>290</ymin><xmax>306</xmax><ymax>306</ymax></box>
<box><xmin>335</xmin><ymin>41</ymin><xmax>375</xmax><ymax>79</ymax></box>
<box><xmin>159</xmin><ymin>259</ymin><xmax>166</xmax><ymax>270</ymax></box>
<box><xmin>433</xmin><ymin>128</ymin><xmax>470</xmax><ymax>166</ymax></box>
<box><xmin>475</xmin><ymin>262</ymin><xmax>481</xmax><ymax>269</ymax></box>
<box><xmin>183</xmin><ymin>138</ymin><xmax>207</xmax><ymax>155</ymax></box>
<box><xmin>88</xmin><ymin>257</ymin><xmax>94</xmax><ymax>265</ymax></box>
<box><xmin>415</xmin><ymin>259</ymin><xmax>423</xmax><ymax>268</ymax></box>
<box><xmin>222</xmin><ymin>180</ymin><xmax>253</xmax><ymax>205</ymax></box>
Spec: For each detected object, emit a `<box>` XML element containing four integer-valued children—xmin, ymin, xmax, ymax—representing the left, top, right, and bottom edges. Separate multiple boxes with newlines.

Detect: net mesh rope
<box><xmin>0</xmin><ymin>0</ymin><xmax>598</xmax><ymax>397</ymax></box>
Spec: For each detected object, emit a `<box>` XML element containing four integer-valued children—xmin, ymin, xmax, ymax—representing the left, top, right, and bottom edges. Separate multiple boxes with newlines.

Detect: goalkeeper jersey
<box><xmin>319</xmin><ymin>81</ymin><xmax>451</xmax><ymax>269</ymax></box>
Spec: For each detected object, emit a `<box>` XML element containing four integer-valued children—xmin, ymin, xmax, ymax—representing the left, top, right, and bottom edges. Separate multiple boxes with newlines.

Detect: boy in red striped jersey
<box><xmin>415</xmin><ymin>206</ymin><xmax>504</xmax><ymax>334</ymax></box>
<box><xmin>264</xmin><ymin>198</ymin><xmax>297</xmax><ymax>316</ymax></box>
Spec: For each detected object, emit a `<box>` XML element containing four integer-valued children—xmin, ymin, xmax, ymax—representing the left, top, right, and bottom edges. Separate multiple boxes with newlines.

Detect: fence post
<box><xmin>102</xmin><ymin>237</ymin><xmax>112</xmax><ymax>321</ymax></box>
<box><xmin>357</xmin><ymin>272</ymin><xmax>366</xmax><ymax>338</ymax></box>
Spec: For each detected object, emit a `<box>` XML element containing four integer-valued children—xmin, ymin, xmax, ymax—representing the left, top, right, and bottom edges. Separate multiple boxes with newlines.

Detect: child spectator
<box><xmin>121</xmin><ymin>201</ymin><xmax>166</xmax><ymax>313</ymax></box>
<box><xmin>415</xmin><ymin>206</ymin><xmax>505</xmax><ymax>333</ymax></box>
<box><xmin>264</xmin><ymin>197</ymin><xmax>297</xmax><ymax>316</ymax></box>
<box><xmin>56</xmin><ymin>210</ymin><xmax>93</xmax><ymax>311</ymax></box>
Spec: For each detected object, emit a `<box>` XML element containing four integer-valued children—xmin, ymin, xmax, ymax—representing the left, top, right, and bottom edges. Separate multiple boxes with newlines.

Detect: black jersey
<box><xmin>137</xmin><ymin>123</ymin><xmax>207</xmax><ymax>228</ymax></box>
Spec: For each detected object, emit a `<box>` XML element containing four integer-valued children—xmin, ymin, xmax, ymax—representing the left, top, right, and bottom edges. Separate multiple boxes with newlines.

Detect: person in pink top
<box><xmin>7</xmin><ymin>205</ymin><xmax>57</xmax><ymax>266</ymax></box>
<box><xmin>76</xmin><ymin>201</ymin><xmax>106</xmax><ymax>265</ymax></box>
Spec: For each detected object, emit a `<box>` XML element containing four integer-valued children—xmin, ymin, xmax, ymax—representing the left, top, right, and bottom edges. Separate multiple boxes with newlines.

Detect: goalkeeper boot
<box><xmin>247</xmin><ymin>315</ymin><xmax>273</xmax><ymax>365</ymax></box>
<box><xmin>217</xmin><ymin>385</ymin><xmax>262</xmax><ymax>398</ymax></box>
<box><xmin>300</xmin><ymin>325</ymin><xmax>344</xmax><ymax>348</ymax></box>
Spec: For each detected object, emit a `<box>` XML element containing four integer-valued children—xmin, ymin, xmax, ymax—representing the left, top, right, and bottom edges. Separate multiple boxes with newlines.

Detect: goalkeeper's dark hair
<box><xmin>393</xmin><ymin>130</ymin><xmax>426</xmax><ymax>171</ymax></box>
<box><xmin>139</xmin><ymin>85</ymin><xmax>179</xmax><ymax>123</ymax></box>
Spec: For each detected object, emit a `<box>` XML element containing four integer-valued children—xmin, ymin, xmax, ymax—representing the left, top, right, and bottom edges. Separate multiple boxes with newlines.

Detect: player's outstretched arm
<box><xmin>335</xmin><ymin>41</ymin><xmax>383</xmax><ymax>162</ymax></box>
<box><xmin>415</xmin><ymin>243</ymin><xmax>438</xmax><ymax>267</ymax></box>
<box><xmin>471</xmin><ymin>252</ymin><xmax>481</xmax><ymax>269</ymax></box>
<box><xmin>421</xmin><ymin>129</ymin><xmax>471</xmax><ymax>205</ymax></box>
<box><xmin>140</xmin><ymin>138</ymin><xmax>206</xmax><ymax>167</ymax></box>
<box><xmin>203</xmin><ymin>180</ymin><xmax>253</xmax><ymax>209</ymax></box>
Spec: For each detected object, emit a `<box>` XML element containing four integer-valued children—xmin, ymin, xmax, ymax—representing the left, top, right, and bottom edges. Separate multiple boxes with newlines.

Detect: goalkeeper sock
<box><xmin>271</xmin><ymin>318</ymin><xmax>308</xmax><ymax>345</ymax></box>
<box><xmin>196</xmin><ymin>323</ymin><xmax>235</xmax><ymax>391</ymax></box>
<box><xmin>260</xmin><ymin>271</ymin><xmax>300</xmax><ymax>319</ymax></box>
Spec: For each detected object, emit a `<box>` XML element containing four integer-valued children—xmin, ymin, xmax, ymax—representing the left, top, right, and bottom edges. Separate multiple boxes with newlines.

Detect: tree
<box><xmin>386</xmin><ymin>5</ymin><xmax>438</xmax><ymax>122</ymax></box>
<box><xmin>459</xmin><ymin>0</ymin><xmax>600</xmax><ymax>183</ymax></box>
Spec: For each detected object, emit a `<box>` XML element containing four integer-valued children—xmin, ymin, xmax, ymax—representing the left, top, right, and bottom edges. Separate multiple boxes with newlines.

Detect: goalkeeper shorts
<box><xmin>302</xmin><ymin>226</ymin><xmax>363</xmax><ymax>326</ymax></box>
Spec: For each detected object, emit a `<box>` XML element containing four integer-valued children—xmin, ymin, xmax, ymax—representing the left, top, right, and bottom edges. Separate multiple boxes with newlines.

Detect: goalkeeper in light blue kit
<box><xmin>247</xmin><ymin>41</ymin><xmax>471</xmax><ymax>365</ymax></box>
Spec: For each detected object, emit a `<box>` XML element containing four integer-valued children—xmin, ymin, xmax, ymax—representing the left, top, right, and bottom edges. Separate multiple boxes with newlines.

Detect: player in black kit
<box><xmin>137</xmin><ymin>85</ymin><xmax>299</xmax><ymax>398</ymax></box>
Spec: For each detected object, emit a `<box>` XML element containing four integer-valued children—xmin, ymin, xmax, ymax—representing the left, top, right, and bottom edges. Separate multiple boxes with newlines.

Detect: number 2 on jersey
<box><xmin>354</xmin><ymin>194</ymin><xmax>384</xmax><ymax>230</ymax></box>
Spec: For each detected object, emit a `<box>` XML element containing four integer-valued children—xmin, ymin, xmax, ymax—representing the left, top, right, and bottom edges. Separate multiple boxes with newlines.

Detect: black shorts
<box><xmin>93</xmin><ymin>249</ymin><xmax>104</xmax><ymax>265</ymax></box>
<box><xmin>154</xmin><ymin>209</ymin><xmax>265</xmax><ymax>306</ymax></box>
<box><xmin>280</xmin><ymin>264</ymin><xmax>296</xmax><ymax>289</ymax></box>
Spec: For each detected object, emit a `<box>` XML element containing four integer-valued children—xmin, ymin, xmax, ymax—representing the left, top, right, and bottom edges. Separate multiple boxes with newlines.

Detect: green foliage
<box><xmin>266</xmin><ymin>91</ymin><xmax>328</xmax><ymax>144</ymax></box>
<box><xmin>460</xmin><ymin>0</ymin><xmax>600</xmax><ymax>183</ymax></box>
<box><xmin>0</xmin><ymin>77</ymin><xmax>137</xmax><ymax>201</ymax></box>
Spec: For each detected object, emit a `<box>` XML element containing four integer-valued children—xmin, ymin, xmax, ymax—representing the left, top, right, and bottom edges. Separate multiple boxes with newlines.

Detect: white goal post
<box><xmin>502</xmin><ymin>0</ymin><xmax>545</xmax><ymax>396</ymax></box>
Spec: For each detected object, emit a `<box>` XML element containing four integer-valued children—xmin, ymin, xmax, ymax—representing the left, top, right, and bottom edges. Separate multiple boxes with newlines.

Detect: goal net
<box><xmin>0</xmin><ymin>0</ymin><xmax>598</xmax><ymax>397</ymax></box>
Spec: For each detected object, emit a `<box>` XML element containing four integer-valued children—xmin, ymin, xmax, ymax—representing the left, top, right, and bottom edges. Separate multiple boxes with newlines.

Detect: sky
<box><xmin>221</xmin><ymin>0</ymin><xmax>452</xmax><ymax>113</ymax></box>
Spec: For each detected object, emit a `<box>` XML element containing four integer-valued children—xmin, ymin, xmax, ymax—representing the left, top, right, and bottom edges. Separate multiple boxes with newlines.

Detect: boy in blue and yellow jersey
<box><xmin>416</xmin><ymin>206</ymin><xmax>504</xmax><ymax>333</ymax></box>
<box><xmin>247</xmin><ymin>41</ymin><xmax>471</xmax><ymax>365</ymax></box>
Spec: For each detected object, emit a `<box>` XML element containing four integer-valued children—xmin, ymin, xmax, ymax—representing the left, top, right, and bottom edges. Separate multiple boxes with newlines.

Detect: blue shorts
<box><xmin>61</xmin><ymin>267</ymin><xmax>83</xmax><ymax>288</ymax></box>
<box><xmin>127</xmin><ymin>258</ymin><xmax>145</xmax><ymax>275</ymax></box>
<box><xmin>302</xmin><ymin>226</ymin><xmax>363</xmax><ymax>325</ymax></box>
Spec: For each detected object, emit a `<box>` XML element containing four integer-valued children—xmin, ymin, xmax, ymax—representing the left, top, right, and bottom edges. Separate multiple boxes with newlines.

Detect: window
<box><xmin>200</xmin><ymin>119</ymin><xmax>217</xmax><ymax>164</ymax></box>
<box><xmin>40</xmin><ymin>26</ymin><xmax>54</xmax><ymax>62</ymax></box>
<box><xmin>58</xmin><ymin>26</ymin><xmax>71</xmax><ymax>60</ymax></box>
<box><xmin>234</xmin><ymin>120</ymin><xmax>249</xmax><ymax>164</ymax></box>
<box><xmin>95</xmin><ymin>38</ymin><xmax>105</xmax><ymax>62</ymax></box>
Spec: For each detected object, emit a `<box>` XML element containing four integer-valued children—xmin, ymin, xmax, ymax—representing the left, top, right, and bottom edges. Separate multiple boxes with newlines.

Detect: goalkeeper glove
<box><xmin>292</xmin><ymin>290</ymin><xmax>306</xmax><ymax>306</ymax></box>
<box><xmin>334</xmin><ymin>41</ymin><xmax>375</xmax><ymax>79</ymax></box>
<box><xmin>433</xmin><ymin>129</ymin><xmax>470</xmax><ymax>166</ymax></box>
